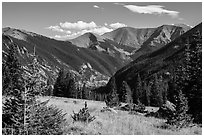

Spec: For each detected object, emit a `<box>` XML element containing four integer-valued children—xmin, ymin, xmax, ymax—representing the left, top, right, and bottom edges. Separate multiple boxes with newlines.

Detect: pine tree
<box><xmin>24</xmin><ymin>64</ymin><xmax>67</xmax><ymax>134</ymax></box>
<box><xmin>143</xmin><ymin>80</ymin><xmax>151</xmax><ymax>106</ymax></box>
<box><xmin>81</xmin><ymin>83</ymin><xmax>87</xmax><ymax>99</ymax></box>
<box><xmin>67</xmin><ymin>72</ymin><xmax>77</xmax><ymax>98</ymax></box>
<box><xmin>105</xmin><ymin>77</ymin><xmax>120</xmax><ymax>107</ymax></box>
<box><xmin>2</xmin><ymin>43</ymin><xmax>24</xmax><ymax>96</ymax></box>
<box><xmin>122</xmin><ymin>81</ymin><xmax>133</xmax><ymax>104</ymax></box>
<box><xmin>2</xmin><ymin>43</ymin><xmax>25</xmax><ymax>131</ymax></box>
<box><xmin>186</xmin><ymin>31</ymin><xmax>202</xmax><ymax>123</ymax></box>
<box><xmin>53</xmin><ymin>68</ymin><xmax>66</xmax><ymax>97</ymax></box>
<box><xmin>133</xmin><ymin>74</ymin><xmax>142</xmax><ymax>104</ymax></box>
<box><xmin>53</xmin><ymin>69</ymin><xmax>77</xmax><ymax>98</ymax></box>
<box><xmin>21</xmin><ymin>49</ymin><xmax>49</xmax><ymax>133</ymax></box>
<box><xmin>150</xmin><ymin>74</ymin><xmax>163</xmax><ymax>107</ymax></box>
<box><xmin>3</xmin><ymin>44</ymin><xmax>67</xmax><ymax>135</ymax></box>
<box><xmin>166</xmin><ymin>90</ymin><xmax>192</xmax><ymax>128</ymax></box>
<box><xmin>25</xmin><ymin>48</ymin><xmax>47</xmax><ymax>96</ymax></box>
<box><xmin>120</xmin><ymin>81</ymin><xmax>127</xmax><ymax>102</ymax></box>
<box><xmin>166</xmin><ymin>48</ymin><xmax>192</xmax><ymax>128</ymax></box>
<box><xmin>3</xmin><ymin>45</ymin><xmax>47</xmax><ymax>134</ymax></box>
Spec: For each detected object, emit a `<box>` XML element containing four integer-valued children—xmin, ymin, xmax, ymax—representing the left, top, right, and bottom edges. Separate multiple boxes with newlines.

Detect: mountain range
<box><xmin>104</xmin><ymin>23</ymin><xmax>201</xmax><ymax>101</ymax></box>
<box><xmin>2</xmin><ymin>24</ymin><xmax>191</xmax><ymax>86</ymax></box>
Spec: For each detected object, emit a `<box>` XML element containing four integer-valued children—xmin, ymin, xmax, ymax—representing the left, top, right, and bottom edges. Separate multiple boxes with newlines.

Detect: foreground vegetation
<box><xmin>40</xmin><ymin>96</ymin><xmax>202</xmax><ymax>135</ymax></box>
<box><xmin>2</xmin><ymin>42</ymin><xmax>67</xmax><ymax>135</ymax></box>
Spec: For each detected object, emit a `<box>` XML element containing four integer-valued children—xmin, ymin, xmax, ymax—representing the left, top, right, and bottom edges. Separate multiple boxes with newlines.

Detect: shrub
<box><xmin>131</xmin><ymin>102</ymin><xmax>146</xmax><ymax>113</ymax></box>
<box><xmin>71</xmin><ymin>102</ymin><xmax>96</xmax><ymax>123</ymax></box>
<box><xmin>119</xmin><ymin>102</ymin><xmax>146</xmax><ymax>113</ymax></box>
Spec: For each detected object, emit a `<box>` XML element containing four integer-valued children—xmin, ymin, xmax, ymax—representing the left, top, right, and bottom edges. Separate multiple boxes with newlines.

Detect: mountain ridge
<box><xmin>2</xmin><ymin>23</ymin><xmax>192</xmax><ymax>87</ymax></box>
<box><xmin>2</xmin><ymin>27</ymin><xmax>131</xmax><ymax>87</ymax></box>
<box><xmin>104</xmin><ymin>23</ymin><xmax>201</xmax><ymax>101</ymax></box>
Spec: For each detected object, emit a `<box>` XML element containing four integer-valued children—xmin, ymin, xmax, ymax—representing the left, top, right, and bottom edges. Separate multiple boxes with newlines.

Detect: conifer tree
<box><xmin>123</xmin><ymin>81</ymin><xmax>133</xmax><ymax>104</ymax></box>
<box><xmin>81</xmin><ymin>83</ymin><xmax>87</xmax><ymax>99</ymax></box>
<box><xmin>53</xmin><ymin>68</ymin><xmax>77</xmax><ymax>98</ymax></box>
<box><xmin>166</xmin><ymin>50</ymin><xmax>192</xmax><ymax>128</ymax></box>
<box><xmin>67</xmin><ymin>72</ymin><xmax>77</xmax><ymax>98</ymax></box>
<box><xmin>105</xmin><ymin>77</ymin><xmax>120</xmax><ymax>107</ymax></box>
<box><xmin>150</xmin><ymin>74</ymin><xmax>163</xmax><ymax>107</ymax></box>
<box><xmin>3</xmin><ymin>44</ymin><xmax>67</xmax><ymax>135</ymax></box>
<box><xmin>166</xmin><ymin>89</ymin><xmax>192</xmax><ymax>128</ymax></box>
<box><xmin>133</xmin><ymin>74</ymin><xmax>142</xmax><ymax>104</ymax></box>
<box><xmin>2</xmin><ymin>43</ymin><xmax>24</xmax><ymax>96</ymax></box>
<box><xmin>53</xmin><ymin>68</ymin><xmax>66</xmax><ymax>97</ymax></box>
<box><xmin>186</xmin><ymin>31</ymin><xmax>202</xmax><ymax>123</ymax></box>
<box><xmin>143</xmin><ymin>81</ymin><xmax>151</xmax><ymax>106</ymax></box>
<box><xmin>120</xmin><ymin>81</ymin><xmax>127</xmax><ymax>102</ymax></box>
<box><xmin>2</xmin><ymin>43</ymin><xmax>25</xmax><ymax>130</ymax></box>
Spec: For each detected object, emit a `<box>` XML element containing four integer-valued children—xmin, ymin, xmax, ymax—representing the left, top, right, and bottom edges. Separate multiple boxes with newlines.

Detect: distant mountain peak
<box><xmin>69</xmin><ymin>32</ymin><xmax>105</xmax><ymax>48</ymax></box>
<box><xmin>102</xmin><ymin>24</ymin><xmax>189</xmax><ymax>49</ymax></box>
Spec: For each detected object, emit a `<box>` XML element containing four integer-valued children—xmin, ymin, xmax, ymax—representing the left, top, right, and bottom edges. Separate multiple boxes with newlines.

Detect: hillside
<box><xmin>2</xmin><ymin>27</ymin><xmax>133</xmax><ymax>86</ymax></box>
<box><xmin>69</xmin><ymin>32</ymin><xmax>135</xmax><ymax>61</ymax></box>
<box><xmin>103</xmin><ymin>25</ymin><xmax>191</xmax><ymax>59</ymax></box>
<box><xmin>103</xmin><ymin>27</ymin><xmax>156</xmax><ymax>49</ymax></box>
<box><xmin>131</xmin><ymin>24</ymin><xmax>190</xmax><ymax>59</ymax></box>
<box><xmin>1</xmin><ymin>23</ymin><xmax>193</xmax><ymax>88</ymax></box>
<box><xmin>104</xmin><ymin>22</ymin><xmax>201</xmax><ymax>104</ymax></box>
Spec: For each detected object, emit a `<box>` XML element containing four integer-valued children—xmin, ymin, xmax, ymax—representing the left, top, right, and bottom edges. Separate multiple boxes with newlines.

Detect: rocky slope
<box><xmin>131</xmin><ymin>24</ymin><xmax>190</xmax><ymax>59</ymax></box>
<box><xmin>69</xmin><ymin>32</ymin><xmax>135</xmax><ymax>61</ymax></box>
<box><xmin>103</xmin><ymin>27</ymin><xmax>156</xmax><ymax>49</ymax></box>
<box><xmin>103</xmin><ymin>24</ymin><xmax>191</xmax><ymax>59</ymax></box>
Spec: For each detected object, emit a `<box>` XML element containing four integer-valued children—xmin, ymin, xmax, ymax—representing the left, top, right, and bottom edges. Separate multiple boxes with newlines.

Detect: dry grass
<box><xmin>38</xmin><ymin>96</ymin><xmax>202</xmax><ymax>135</ymax></box>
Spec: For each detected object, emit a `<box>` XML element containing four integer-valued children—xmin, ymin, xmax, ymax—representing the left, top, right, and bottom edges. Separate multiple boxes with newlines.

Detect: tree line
<box><xmin>52</xmin><ymin>68</ymin><xmax>108</xmax><ymax>101</ymax></box>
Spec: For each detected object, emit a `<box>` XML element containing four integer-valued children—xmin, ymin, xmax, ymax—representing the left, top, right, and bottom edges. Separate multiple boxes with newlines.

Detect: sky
<box><xmin>2</xmin><ymin>2</ymin><xmax>202</xmax><ymax>40</ymax></box>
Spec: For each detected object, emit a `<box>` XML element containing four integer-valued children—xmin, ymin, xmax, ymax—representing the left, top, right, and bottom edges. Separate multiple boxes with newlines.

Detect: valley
<box><xmin>2</xmin><ymin>23</ymin><xmax>190</xmax><ymax>87</ymax></box>
<box><xmin>2</xmin><ymin>13</ymin><xmax>202</xmax><ymax>135</ymax></box>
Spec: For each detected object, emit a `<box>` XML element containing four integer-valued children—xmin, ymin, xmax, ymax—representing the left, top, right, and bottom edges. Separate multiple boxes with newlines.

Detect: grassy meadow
<box><xmin>39</xmin><ymin>96</ymin><xmax>202</xmax><ymax>135</ymax></box>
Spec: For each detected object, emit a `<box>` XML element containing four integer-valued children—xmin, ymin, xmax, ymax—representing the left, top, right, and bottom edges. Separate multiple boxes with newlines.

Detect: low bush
<box><xmin>71</xmin><ymin>102</ymin><xmax>96</xmax><ymax>123</ymax></box>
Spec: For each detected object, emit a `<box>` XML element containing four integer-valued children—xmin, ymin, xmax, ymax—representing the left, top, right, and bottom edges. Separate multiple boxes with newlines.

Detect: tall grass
<box><xmin>39</xmin><ymin>96</ymin><xmax>202</xmax><ymax>135</ymax></box>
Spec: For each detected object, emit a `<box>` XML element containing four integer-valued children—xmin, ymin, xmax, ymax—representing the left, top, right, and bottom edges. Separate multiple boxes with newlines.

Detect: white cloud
<box><xmin>123</xmin><ymin>5</ymin><xmax>179</xmax><ymax>18</ymax></box>
<box><xmin>54</xmin><ymin>33</ymin><xmax>79</xmax><ymax>39</ymax></box>
<box><xmin>60</xmin><ymin>21</ymin><xmax>97</xmax><ymax>30</ymax></box>
<box><xmin>47</xmin><ymin>25</ymin><xmax>64</xmax><ymax>32</ymax></box>
<box><xmin>55</xmin><ymin>26</ymin><xmax>113</xmax><ymax>40</ymax></box>
<box><xmin>109</xmin><ymin>22</ymin><xmax>127</xmax><ymax>28</ymax></box>
<box><xmin>91</xmin><ymin>27</ymin><xmax>113</xmax><ymax>35</ymax></box>
<box><xmin>93</xmin><ymin>5</ymin><xmax>100</xmax><ymax>8</ymax></box>
<box><xmin>54</xmin><ymin>27</ymin><xmax>113</xmax><ymax>40</ymax></box>
<box><xmin>48</xmin><ymin>21</ymin><xmax>126</xmax><ymax>40</ymax></box>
